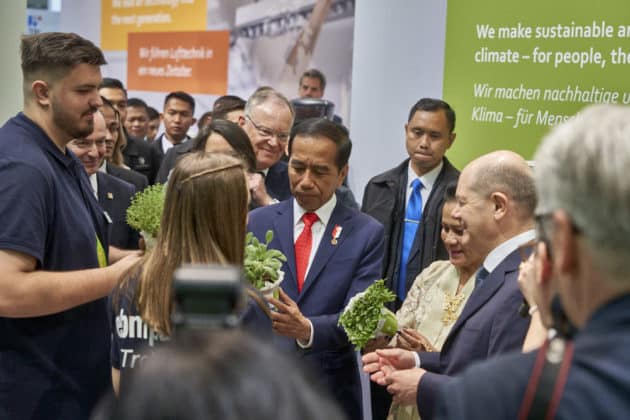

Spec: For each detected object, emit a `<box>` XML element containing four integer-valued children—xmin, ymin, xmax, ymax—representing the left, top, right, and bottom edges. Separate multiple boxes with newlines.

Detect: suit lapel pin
<box><xmin>107</xmin><ymin>192</ymin><xmax>114</xmax><ymax>200</ymax></box>
<box><xmin>331</xmin><ymin>225</ymin><xmax>342</xmax><ymax>245</ymax></box>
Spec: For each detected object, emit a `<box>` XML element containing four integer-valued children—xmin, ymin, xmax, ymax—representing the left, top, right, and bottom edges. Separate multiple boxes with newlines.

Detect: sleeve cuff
<box><xmin>297</xmin><ymin>319</ymin><xmax>314</xmax><ymax>349</ymax></box>
<box><xmin>414</xmin><ymin>351</ymin><xmax>421</xmax><ymax>368</ymax></box>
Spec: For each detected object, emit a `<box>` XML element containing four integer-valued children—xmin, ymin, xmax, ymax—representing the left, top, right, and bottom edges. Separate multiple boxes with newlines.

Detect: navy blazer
<box><xmin>245</xmin><ymin>199</ymin><xmax>384</xmax><ymax>420</ymax></box>
<box><xmin>435</xmin><ymin>294</ymin><xmax>630</xmax><ymax>420</ymax></box>
<box><xmin>416</xmin><ymin>248</ymin><xmax>530</xmax><ymax>419</ymax></box>
<box><xmin>97</xmin><ymin>172</ymin><xmax>140</xmax><ymax>250</ymax></box>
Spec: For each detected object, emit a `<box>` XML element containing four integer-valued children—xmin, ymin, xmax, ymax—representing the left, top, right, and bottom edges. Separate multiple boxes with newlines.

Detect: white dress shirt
<box><xmin>406</xmin><ymin>160</ymin><xmax>443</xmax><ymax>212</ymax></box>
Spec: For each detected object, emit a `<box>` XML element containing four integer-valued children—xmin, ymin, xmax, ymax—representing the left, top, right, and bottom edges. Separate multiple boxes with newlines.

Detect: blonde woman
<box><xmin>108</xmin><ymin>153</ymin><xmax>249</xmax><ymax>394</ymax></box>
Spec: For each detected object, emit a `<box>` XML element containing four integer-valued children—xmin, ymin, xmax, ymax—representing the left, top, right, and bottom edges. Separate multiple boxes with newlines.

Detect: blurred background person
<box><xmin>99</xmin><ymin>97</ymin><xmax>148</xmax><ymax>192</ymax></box>
<box><xmin>146</xmin><ymin>106</ymin><xmax>160</xmax><ymax>143</ymax></box>
<box><xmin>124</xmin><ymin>98</ymin><xmax>150</xmax><ymax>141</ymax></box>
<box><xmin>108</xmin><ymin>153</ymin><xmax>249</xmax><ymax>393</ymax></box>
<box><xmin>92</xmin><ymin>330</ymin><xmax>346</xmax><ymax>420</ymax></box>
<box><xmin>156</xmin><ymin>119</ymin><xmax>255</xmax><ymax>184</ymax></box>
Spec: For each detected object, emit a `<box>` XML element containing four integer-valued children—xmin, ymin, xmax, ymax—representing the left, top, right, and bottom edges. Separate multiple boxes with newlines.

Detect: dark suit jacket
<box><xmin>361</xmin><ymin>158</ymin><xmax>460</xmax><ymax>309</ymax></box>
<box><xmin>245</xmin><ymin>199</ymin><xmax>384</xmax><ymax>420</ymax></box>
<box><xmin>264</xmin><ymin>160</ymin><xmax>292</xmax><ymax>201</ymax></box>
<box><xmin>416</xmin><ymin>248</ymin><xmax>530</xmax><ymax>419</ymax></box>
<box><xmin>122</xmin><ymin>134</ymin><xmax>159</xmax><ymax>184</ymax></box>
<box><xmin>155</xmin><ymin>141</ymin><xmax>194</xmax><ymax>184</ymax></box>
<box><xmin>97</xmin><ymin>172</ymin><xmax>140</xmax><ymax>250</ymax></box>
<box><xmin>435</xmin><ymin>294</ymin><xmax>630</xmax><ymax>420</ymax></box>
<box><xmin>106</xmin><ymin>162</ymin><xmax>148</xmax><ymax>192</ymax></box>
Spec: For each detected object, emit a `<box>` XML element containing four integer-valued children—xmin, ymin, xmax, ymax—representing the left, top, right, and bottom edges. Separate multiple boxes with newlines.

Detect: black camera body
<box><xmin>171</xmin><ymin>264</ymin><xmax>246</xmax><ymax>331</ymax></box>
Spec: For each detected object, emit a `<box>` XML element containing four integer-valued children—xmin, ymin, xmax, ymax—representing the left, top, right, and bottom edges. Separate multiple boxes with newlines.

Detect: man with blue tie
<box><xmin>246</xmin><ymin>118</ymin><xmax>384</xmax><ymax>420</ymax></box>
<box><xmin>361</xmin><ymin>98</ymin><xmax>460</xmax><ymax>419</ymax></box>
<box><xmin>363</xmin><ymin>151</ymin><xmax>535</xmax><ymax>419</ymax></box>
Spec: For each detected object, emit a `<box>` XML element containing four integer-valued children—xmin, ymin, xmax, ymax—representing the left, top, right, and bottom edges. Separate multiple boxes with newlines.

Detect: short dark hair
<box><xmin>147</xmin><ymin>106</ymin><xmax>159</xmax><ymax>120</ymax></box>
<box><xmin>443</xmin><ymin>182</ymin><xmax>458</xmax><ymax>203</ymax></box>
<box><xmin>99</xmin><ymin>77</ymin><xmax>127</xmax><ymax>97</ymax></box>
<box><xmin>191</xmin><ymin>119</ymin><xmax>257</xmax><ymax>172</ymax></box>
<box><xmin>127</xmin><ymin>97</ymin><xmax>149</xmax><ymax>113</ymax></box>
<box><xmin>212</xmin><ymin>95</ymin><xmax>246</xmax><ymax>120</ymax></box>
<box><xmin>93</xmin><ymin>331</ymin><xmax>345</xmax><ymax>420</ymax></box>
<box><xmin>300</xmin><ymin>68</ymin><xmax>326</xmax><ymax>91</ymax></box>
<box><xmin>21</xmin><ymin>32</ymin><xmax>106</xmax><ymax>85</ymax></box>
<box><xmin>408</xmin><ymin>98</ymin><xmax>456</xmax><ymax>132</ymax></box>
<box><xmin>164</xmin><ymin>91</ymin><xmax>195</xmax><ymax>114</ymax></box>
<box><xmin>288</xmin><ymin>118</ymin><xmax>351</xmax><ymax>169</ymax></box>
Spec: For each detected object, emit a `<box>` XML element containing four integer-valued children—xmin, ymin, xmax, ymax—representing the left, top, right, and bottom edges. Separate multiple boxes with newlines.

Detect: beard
<box><xmin>51</xmin><ymin>96</ymin><xmax>96</xmax><ymax>139</ymax></box>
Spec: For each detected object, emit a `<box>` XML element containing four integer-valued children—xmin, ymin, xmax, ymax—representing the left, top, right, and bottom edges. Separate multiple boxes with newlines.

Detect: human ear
<box><xmin>490</xmin><ymin>192</ymin><xmax>508</xmax><ymax>220</ymax></box>
<box><xmin>32</xmin><ymin>80</ymin><xmax>50</xmax><ymax>107</ymax></box>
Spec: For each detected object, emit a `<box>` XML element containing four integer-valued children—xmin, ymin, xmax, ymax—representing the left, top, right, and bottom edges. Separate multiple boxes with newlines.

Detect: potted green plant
<box><xmin>338</xmin><ymin>279</ymin><xmax>398</xmax><ymax>350</ymax></box>
<box><xmin>126</xmin><ymin>184</ymin><xmax>165</xmax><ymax>249</ymax></box>
<box><xmin>244</xmin><ymin>230</ymin><xmax>286</xmax><ymax>300</ymax></box>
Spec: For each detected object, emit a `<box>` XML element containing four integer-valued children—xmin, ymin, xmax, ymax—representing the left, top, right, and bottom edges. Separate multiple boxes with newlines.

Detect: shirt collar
<box><xmin>407</xmin><ymin>160</ymin><xmax>443</xmax><ymax>190</ymax></box>
<box><xmin>16</xmin><ymin>112</ymin><xmax>76</xmax><ymax>168</ymax></box>
<box><xmin>293</xmin><ymin>193</ymin><xmax>337</xmax><ymax>228</ymax></box>
<box><xmin>89</xmin><ymin>173</ymin><xmax>98</xmax><ymax>199</ymax></box>
<box><xmin>483</xmin><ymin>230</ymin><xmax>535</xmax><ymax>272</ymax></box>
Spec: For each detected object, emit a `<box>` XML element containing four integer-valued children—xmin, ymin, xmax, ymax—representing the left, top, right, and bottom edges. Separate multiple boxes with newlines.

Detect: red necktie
<box><xmin>295</xmin><ymin>212</ymin><xmax>318</xmax><ymax>293</ymax></box>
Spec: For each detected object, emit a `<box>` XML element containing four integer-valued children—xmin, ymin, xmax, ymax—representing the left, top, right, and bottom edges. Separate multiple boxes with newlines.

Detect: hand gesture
<box><xmin>267</xmin><ymin>288</ymin><xmax>311</xmax><ymax>342</ymax></box>
<box><xmin>397</xmin><ymin>328</ymin><xmax>436</xmax><ymax>352</ymax></box>
<box><xmin>362</xmin><ymin>348</ymin><xmax>417</xmax><ymax>386</ymax></box>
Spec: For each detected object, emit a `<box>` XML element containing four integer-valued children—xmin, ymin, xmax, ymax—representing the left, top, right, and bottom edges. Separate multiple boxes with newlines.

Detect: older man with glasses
<box><xmin>238</xmin><ymin>87</ymin><xmax>294</xmax><ymax>208</ymax></box>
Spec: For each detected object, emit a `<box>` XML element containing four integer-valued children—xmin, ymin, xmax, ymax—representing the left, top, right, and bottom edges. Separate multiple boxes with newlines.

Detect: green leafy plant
<box><xmin>338</xmin><ymin>279</ymin><xmax>398</xmax><ymax>350</ymax></box>
<box><xmin>126</xmin><ymin>184</ymin><xmax>165</xmax><ymax>238</ymax></box>
<box><xmin>244</xmin><ymin>230</ymin><xmax>287</xmax><ymax>290</ymax></box>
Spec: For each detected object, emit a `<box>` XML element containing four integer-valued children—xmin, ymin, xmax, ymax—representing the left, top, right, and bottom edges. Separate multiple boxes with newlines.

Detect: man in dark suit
<box><xmin>363</xmin><ymin>151</ymin><xmax>536</xmax><ymax>419</ymax></box>
<box><xmin>361</xmin><ymin>98</ymin><xmax>460</xmax><ymax>419</ymax></box>
<box><xmin>66</xmin><ymin>111</ymin><xmax>140</xmax><ymax>254</ymax></box>
<box><xmin>362</xmin><ymin>98</ymin><xmax>460</xmax><ymax>311</ymax></box>
<box><xmin>434</xmin><ymin>105</ymin><xmax>630</xmax><ymax>420</ymax></box>
<box><xmin>246</xmin><ymin>118</ymin><xmax>384</xmax><ymax>420</ymax></box>
<box><xmin>151</xmin><ymin>91</ymin><xmax>196</xmax><ymax>169</ymax></box>
<box><xmin>96</xmin><ymin>172</ymin><xmax>139</xmax><ymax>250</ymax></box>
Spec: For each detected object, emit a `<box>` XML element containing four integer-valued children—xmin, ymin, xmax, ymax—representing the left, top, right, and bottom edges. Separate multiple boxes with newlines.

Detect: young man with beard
<box><xmin>0</xmin><ymin>32</ymin><xmax>140</xmax><ymax>419</ymax></box>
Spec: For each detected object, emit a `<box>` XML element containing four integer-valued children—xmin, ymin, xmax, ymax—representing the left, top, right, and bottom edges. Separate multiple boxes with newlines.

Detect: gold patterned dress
<box><xmin>387</xmin><ymin>260</ymin><xmax>475</xmax><ymax>420</ymax></box>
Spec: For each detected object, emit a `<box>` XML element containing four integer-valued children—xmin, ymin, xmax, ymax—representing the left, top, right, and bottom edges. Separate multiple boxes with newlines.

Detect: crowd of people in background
<box><xmin>2</xmin><ymin>31</ymin><xmax>630</xmax><ymax>420</ymax></box>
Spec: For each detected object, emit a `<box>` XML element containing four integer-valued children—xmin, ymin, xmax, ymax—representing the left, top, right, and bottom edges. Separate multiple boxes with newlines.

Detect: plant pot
<box><xmin>141</xmin><ymin>231</ymin><xmax>157</xmax><ymax>250</ymax></box>
<box><xmin>260</xmin><ymin>270</ymin><xmax>285</xmax><ymax>301</ymax></box>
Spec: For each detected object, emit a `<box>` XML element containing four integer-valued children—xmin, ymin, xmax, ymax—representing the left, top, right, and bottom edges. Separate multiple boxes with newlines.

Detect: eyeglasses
<box><xmin>245</xmin><ymin>115</ymin><xmax>290</xmax><ymax>144</ymax></box>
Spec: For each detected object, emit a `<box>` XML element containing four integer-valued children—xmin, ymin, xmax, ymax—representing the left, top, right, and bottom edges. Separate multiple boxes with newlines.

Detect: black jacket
<box><xmin>361</xmin><ymin>158</ymin><xmax>459</xmax><ymax>309</ymax></box>
<box><xmin>106</xmin><ymin>162</ymin><xmax>148</xmax><ymax>192</ymax></box>
<box><xmin>122</xmin><ymin>134</ymin><xmax>159</xmax><ymax>184</ymax></box>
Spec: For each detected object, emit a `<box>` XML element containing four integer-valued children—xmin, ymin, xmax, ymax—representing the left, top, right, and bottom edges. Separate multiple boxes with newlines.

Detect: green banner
<box><xmin>443</xmin><ymin>0</ymin><xmax>630</xmax><ymax>167</ymax></box>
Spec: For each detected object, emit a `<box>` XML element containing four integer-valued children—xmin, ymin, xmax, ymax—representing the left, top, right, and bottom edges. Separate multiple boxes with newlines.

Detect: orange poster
<box><xmin>127</xmin><ymin>31</ymin><xmax>229</xmax><ymax>96</ymax></box>
<box><xmin>101</xmin><ymin>0</ymin><xmax>206</xmax><ymax>51</ymax></box>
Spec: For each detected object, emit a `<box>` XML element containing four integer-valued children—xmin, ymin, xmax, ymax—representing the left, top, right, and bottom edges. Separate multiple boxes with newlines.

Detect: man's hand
<box><xmin>267</xmin><ymin>288</ymin><xmax>311</xmax><ymax>341</ymax></box>
<box><xmin>108</xmin><ymin>251</ymin><xmax>142</xmax><ymax>282</ymax></box>
<box><xmin>385</xmin><ymin>367</ymin><xmax>425</xmax><ymax>405</ymax></box>
<box><xmin>247</xmin><ymin>172</ymin><xmax>274</xmax><ymax>207</ymax></box>
<box><xmin>362</xmin><ymin>348</ymin><xmax>417</xmax><ymax>385</ymax></box>
<box><xmin>397</xmin><ymin>328</ymin><xmax>436</xmax><ymax>352</ymax></box>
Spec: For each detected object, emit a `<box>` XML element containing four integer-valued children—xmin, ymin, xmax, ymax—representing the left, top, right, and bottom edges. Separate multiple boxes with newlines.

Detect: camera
<box><xmin>171</xmin><ymin>264</ymin><xmax>246</xmax><ymax>331</ymax></box>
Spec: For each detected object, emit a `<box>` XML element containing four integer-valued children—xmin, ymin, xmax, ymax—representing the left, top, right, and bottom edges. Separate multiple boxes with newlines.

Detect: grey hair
<box><xmin>534</xmin><ymin>104</ymin><xmax>630</xmax><ymax>282</ymax></box>
<box><xmin>244</xmin><ymin>87</ymin><xmax>295</xmax><ymax>122</ymax></box>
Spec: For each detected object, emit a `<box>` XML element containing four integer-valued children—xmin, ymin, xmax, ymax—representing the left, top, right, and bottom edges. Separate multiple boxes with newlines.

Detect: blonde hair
<box><xmin>118</xmin><ymin>153</ymin><xmax>248</xmax><ymax>335</ymax></box>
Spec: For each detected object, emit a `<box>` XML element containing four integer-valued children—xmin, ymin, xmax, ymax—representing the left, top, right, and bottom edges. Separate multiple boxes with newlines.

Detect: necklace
<box><xmin>442</xmin><ymin>290</ymin><xmax>466</xmax><ymax>326</ymax></box>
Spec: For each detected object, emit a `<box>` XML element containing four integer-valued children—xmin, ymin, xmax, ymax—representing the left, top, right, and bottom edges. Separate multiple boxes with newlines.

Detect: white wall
<box><xmin>0</xmin><ymin>1</ymin><xmax>26</xmax><ymax>122</ymax></box>
<box><xmin>348</xmin><ymin>0</ymin><xmax>447</xmax><ymax>203</ymax></box>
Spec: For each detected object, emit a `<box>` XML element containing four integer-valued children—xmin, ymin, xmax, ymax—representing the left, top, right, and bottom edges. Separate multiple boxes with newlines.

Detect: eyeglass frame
<box><xmin>245</xmin><ymin>114</ymin><xmax>290</xmax><ymax>144</ymax></box>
